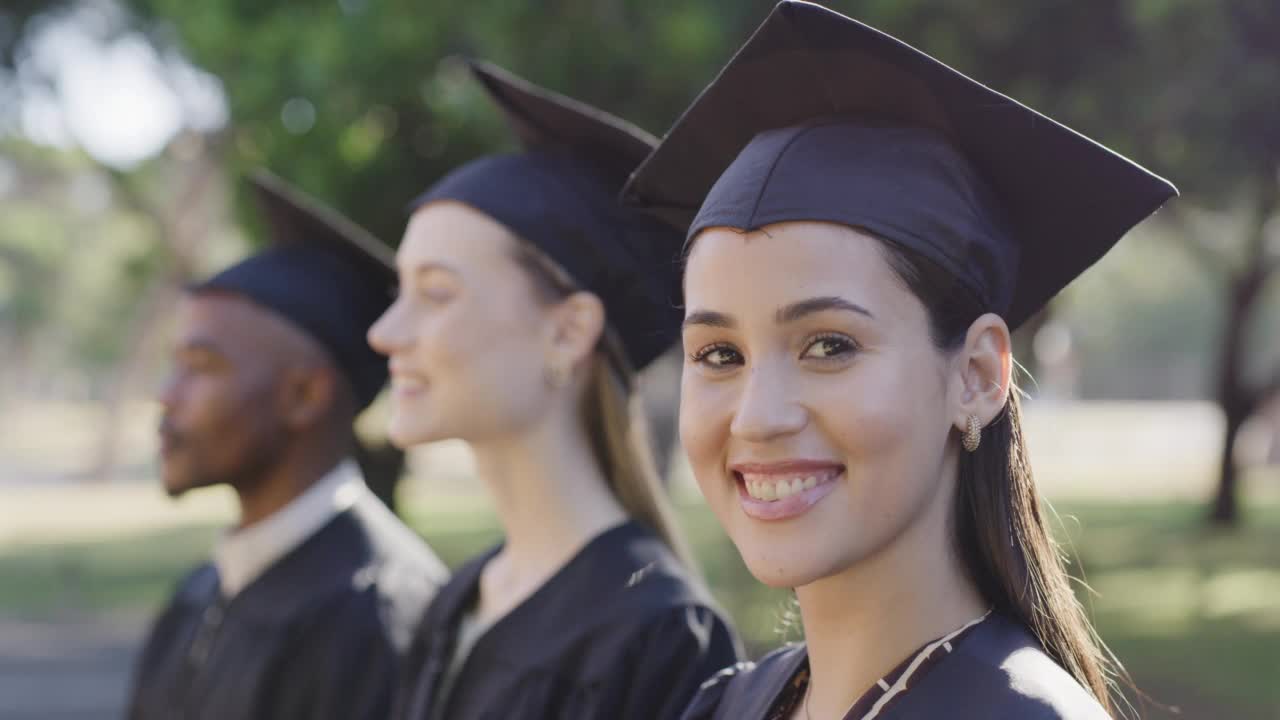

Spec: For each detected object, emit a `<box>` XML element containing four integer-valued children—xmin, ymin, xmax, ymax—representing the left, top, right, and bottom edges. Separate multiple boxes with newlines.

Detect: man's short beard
<box><xmin>166</xmin><ymin>424</ymin><xmax>290</xmax><ymax>498</ymax></box>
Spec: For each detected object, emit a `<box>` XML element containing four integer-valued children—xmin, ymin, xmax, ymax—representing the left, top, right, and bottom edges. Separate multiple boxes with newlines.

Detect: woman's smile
<box><xmin>730</xmin><ymin>460</ymin><xmax>844</xmax><ymax>520</ymax></box>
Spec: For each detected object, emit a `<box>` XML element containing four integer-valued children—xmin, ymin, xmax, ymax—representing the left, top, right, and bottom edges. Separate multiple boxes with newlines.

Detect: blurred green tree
<box><xmin>3</xmin><ymin>0</ymin><xmax>1276</xmax><ymax>523</ymax></box>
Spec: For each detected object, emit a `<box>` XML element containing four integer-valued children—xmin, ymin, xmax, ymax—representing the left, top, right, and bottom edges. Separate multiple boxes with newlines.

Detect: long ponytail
<box><xmin>880</xmin><ymin>241</ymin><xmax>1124</xmax><ymax>715</ymax></box>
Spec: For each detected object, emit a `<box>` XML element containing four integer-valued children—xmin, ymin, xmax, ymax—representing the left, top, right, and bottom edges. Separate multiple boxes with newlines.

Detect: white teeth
<box><xmin>745</xmin><ymin>473</ymin><xmax>834</xmax><ymax>501</ymax></box>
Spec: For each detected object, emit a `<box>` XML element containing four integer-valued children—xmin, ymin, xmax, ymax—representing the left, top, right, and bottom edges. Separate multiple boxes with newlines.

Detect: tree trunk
<box><xmin>1207</xmin><ymin>259</ymin><xmax>1267</xmax><ymax>527</ymax></box>
<box><xmin>1203</xmin><ymin>174</ymin><xmax>1279</xmax><ymax>527</ymax></box>
<box><xmin>1210</xmin><ymin>408</ymin><xmax>1245</xmax><ymax>525</ymax></box>
<box><xmin>1209</xmin><ymin>283</ymin><xmax>1247</xmax><ymax>526</ymax></box>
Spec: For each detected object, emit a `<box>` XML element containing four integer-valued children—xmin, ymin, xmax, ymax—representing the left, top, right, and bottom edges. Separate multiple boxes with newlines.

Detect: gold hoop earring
<box><xmin>962</xmin><ymin>414</ymin><xmax>983</xmax><ymax>453</ymax></box>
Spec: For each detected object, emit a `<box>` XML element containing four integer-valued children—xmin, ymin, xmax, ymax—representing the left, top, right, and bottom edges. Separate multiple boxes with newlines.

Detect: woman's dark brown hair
<box><xmin>877</xmin><ymin>240</ymin><xmax>1125</xmax><ymax>715</ymax></box>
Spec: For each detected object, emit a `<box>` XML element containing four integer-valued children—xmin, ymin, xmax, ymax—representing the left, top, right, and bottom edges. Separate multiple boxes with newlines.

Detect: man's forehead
<box><xmin>177</xmin><ymin>290</ymin><xmax>327</xmax><ymax>363</ymax></box>
<box><xmin>179</xmin><ymin>291</ymin><xmax>266</xmax><ymax>329</ymax></box>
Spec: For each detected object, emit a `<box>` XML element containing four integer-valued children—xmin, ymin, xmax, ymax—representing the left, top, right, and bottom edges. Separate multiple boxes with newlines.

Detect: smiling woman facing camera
<box><xmin>368</xmin><ymin>60</ymin><xmax>738</xmax><ymax>720</ymax></box>
<box><xmin>624</xmin><ymin>3</ymin><xmax>1176</xmax><ymax>719</ymax></box>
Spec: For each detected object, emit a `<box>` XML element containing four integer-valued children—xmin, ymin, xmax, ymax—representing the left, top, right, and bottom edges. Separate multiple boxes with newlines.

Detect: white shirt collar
<box><xmin>213</xmin><ymin>459</ymin><xmax>368</xmax><ymax>598</ymax></box>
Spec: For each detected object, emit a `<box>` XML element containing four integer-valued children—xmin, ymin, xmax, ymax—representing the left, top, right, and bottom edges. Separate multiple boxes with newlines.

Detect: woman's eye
<box><xmin>690</xmin><ymin>343</ymin><xmax>744</xmax><ymax>368</ymax></box>
<box><xmin>177</xmin><ymin>352</ymin><xmax>220</xmax><ymax>375</ymax></box>
<box><xmin>417</xmin><ymin>285</ymin><xmax>455</xmax><ymax>303</ymax></box>
<box><xmin>801</xmin><ymin>334</ymin><xmax>858</xmax><ymax>360</ymax></box>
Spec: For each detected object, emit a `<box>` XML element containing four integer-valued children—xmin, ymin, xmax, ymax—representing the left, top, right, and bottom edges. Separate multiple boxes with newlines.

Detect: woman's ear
<box><xmin>950</xmin><ymin>313</ymin><xmax>1013</xmax><ymax>433</ymax></box>
<box><xmin>545</xmin><ymin>290</ymin><xmax>606</xmax><ymax>373</ymax></box>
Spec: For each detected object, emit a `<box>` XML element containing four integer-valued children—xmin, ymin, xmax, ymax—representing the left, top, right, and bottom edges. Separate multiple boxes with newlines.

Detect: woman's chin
<box><xmin>386</xmin><ymin>417</ymin><xmax>439</xmax><ymax>449</ymax></box>
<box><xmin>737</xmin><ymin>546</ymin><xmax>830</xmax><ymax>589</ymax></box>
<box><xmin>747</xmin><ymin>563</ymin><xmax>829</xmax><ymax>586</ymax></box>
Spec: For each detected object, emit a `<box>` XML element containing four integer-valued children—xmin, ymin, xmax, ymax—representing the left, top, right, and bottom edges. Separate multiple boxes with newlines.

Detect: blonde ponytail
<box><xmin>511</xmin><ymin>240</ymin><xmax>701</xmax><ymax>576</ymax></box>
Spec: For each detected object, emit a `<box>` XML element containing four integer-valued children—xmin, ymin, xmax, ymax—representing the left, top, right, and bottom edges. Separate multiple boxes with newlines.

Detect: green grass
<box><xmin>1</xmin><ymin>498</ymin><xmax>1275</xmax><ymax>718</ymax></box>
<box><xmin>0</xmin><ymin>525</ymin><xmax>222</xmax><ymax>615</ymax></box>
<box><xmin>1052</xmin><ymin>501</ymin><xmax>1280</xmax><ymax>718</ymax></box>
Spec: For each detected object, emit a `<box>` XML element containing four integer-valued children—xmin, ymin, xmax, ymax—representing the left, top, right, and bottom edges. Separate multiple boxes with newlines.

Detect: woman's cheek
<box><xmin>819</xmin><ymin>360</ymin><xmax>914</xmax><ymax>449</ymax></box>
<box><xmin>679</xmin><ymin>374</ymin><xmax>738</xmax><ymax>511</ymax></box>
<box><xmin>424</xmin><ymin>305</ymin><xmax>496</xmax><ymax>383</ymax></box>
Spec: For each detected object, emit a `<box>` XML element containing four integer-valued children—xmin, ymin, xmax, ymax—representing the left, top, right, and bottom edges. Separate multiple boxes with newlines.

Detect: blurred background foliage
<box><xmin>2</xmin><ymin>0</ymin><xmax>1278</xmax><ymax>518</ymax></box>
<box><xmin>3</xmin><ymin>0</ymin><xmax>1279</xmax><ymax>517</ymax></box>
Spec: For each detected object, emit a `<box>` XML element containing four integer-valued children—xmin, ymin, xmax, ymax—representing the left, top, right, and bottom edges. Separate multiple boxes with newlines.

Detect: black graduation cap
<box><xmin>622</xmin><ymin>0</ymin><xmax>1178</xmax><ymax>329</ymax></box>
<box><xmin>411</xmin><ymin>59</ymin><xmax>685</xmax><ymax>370</ymax></box>
<box><xmin>192</xmin><ymin>169</ymin><xmax>396</xmax><ymax>410</ymax></box>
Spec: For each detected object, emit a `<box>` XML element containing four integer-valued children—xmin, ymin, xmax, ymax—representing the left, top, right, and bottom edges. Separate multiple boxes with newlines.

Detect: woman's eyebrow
<box><xmin>775</xmin><ymin>296</ymin><xmax>875</xmax><ymax>324</ymax></box>
<box><xmin>683</xmin><ymin>309</ymin><xmax>736</xmax><ymax>329</ymax></box>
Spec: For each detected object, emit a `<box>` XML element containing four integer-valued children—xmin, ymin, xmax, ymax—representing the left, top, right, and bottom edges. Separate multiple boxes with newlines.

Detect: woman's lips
<box><xmin>729</xmin><ymin>461</ymin><xmax>844</xmax><ymax>521</ymax></box>
<box><xmin>389</xmin><ymin>374</ymin><xmax>428</xmax><ymax>399</ymax></box>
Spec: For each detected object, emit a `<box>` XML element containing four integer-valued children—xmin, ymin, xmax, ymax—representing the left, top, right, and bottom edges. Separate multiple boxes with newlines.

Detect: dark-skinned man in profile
<box><xmin>127</xmin><ymin>170</ymin><xmax>447</xmax><ymax>720</ymax></box>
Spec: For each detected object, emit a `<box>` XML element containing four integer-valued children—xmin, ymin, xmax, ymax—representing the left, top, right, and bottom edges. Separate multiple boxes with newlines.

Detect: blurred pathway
<box><xmin>0</xmin><ymin>614</ymin><xmax>144</xmax><ymax>720</ymax></box>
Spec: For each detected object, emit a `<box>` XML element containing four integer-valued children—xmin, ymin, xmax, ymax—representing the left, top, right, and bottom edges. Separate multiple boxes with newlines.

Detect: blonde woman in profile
<box><xmin>368</xmin><ymin>60</ymin><xmax>739</xmax><ymax>720</ymax></box>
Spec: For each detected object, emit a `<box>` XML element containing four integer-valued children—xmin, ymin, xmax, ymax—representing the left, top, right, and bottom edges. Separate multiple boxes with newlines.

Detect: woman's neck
<box><xmin>793</xmin><ymin>480</ymin><xmax>987</xmax><ymax>719</ymax></box>
<box><xmin>468</xmin><ymin>408</ymin><xmax>628</xmax><ymax>623</ymax></box>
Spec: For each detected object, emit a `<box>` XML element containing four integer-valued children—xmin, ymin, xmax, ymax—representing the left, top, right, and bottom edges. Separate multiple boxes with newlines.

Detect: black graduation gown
<box><xmin>681</xmin><ymin>613</ymin><xmax>1111</xmax><ymax>720</ymax></box>
<box><xmin>394</xmin><ymin>521</ymin><xmax>741</xmax><ymax>720</ymax></box>
<box><xmin>127</xmin><ymin>493</ymin><xmax>446</xmax><ymax>720</ymax></box>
